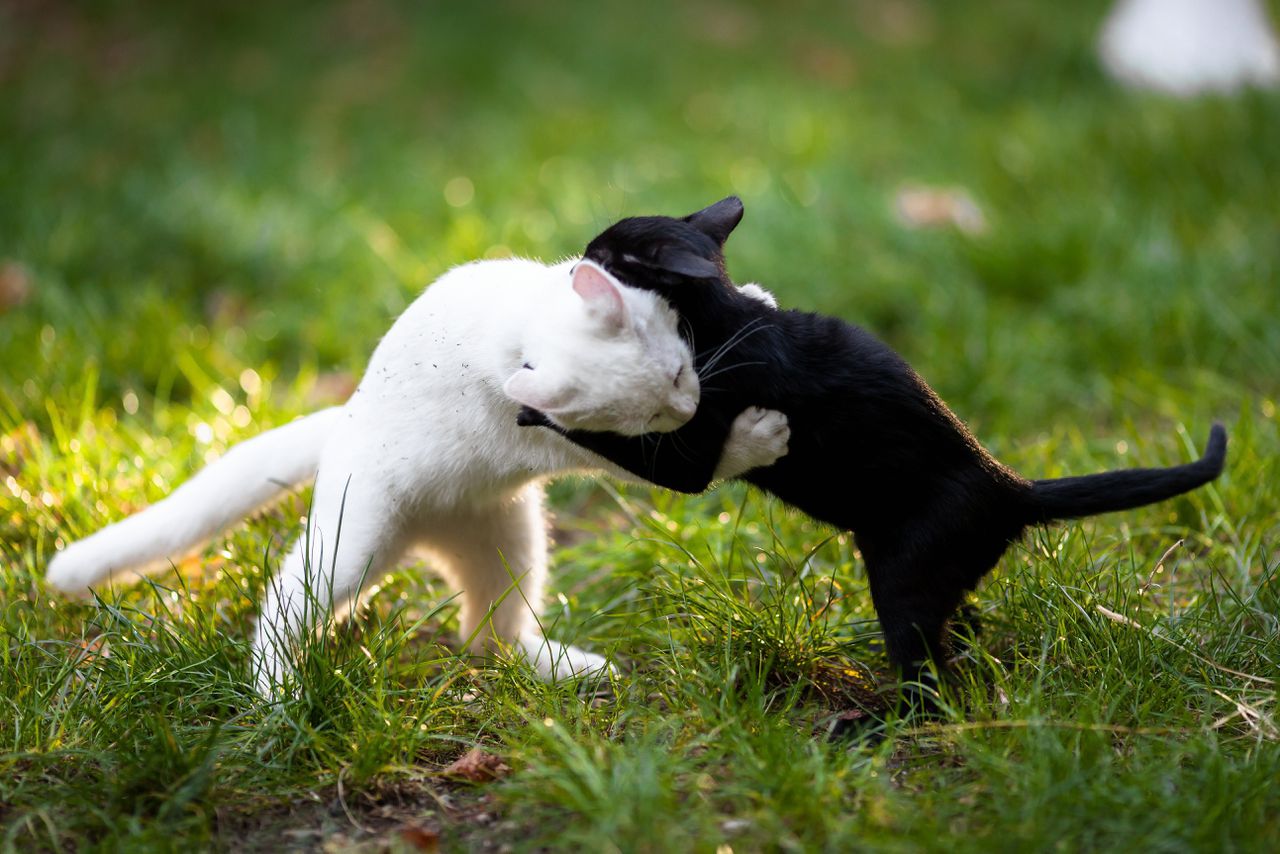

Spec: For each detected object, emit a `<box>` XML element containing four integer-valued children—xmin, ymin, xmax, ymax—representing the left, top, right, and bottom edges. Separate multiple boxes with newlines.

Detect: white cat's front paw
<box><xmin>740</xmin><ymin>406</ymin><xmax>791</xmax><ymax>460</ymax></box>
<box><xmin>252</xmin><ymin>640</ymin><xmax>300</xmax><ymax>700</ymax></box>
<box><xmin>715</xmin><ymin>406</ymin><xmax>790</xmax><ymax>479</ymax></box>
<box><xmin>518</xmin><ymin>634</ymin><xmax>615</xmax><ymax>683</ymax></box>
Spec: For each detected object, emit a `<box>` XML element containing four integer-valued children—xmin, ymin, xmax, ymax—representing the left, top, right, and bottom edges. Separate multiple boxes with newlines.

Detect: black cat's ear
<box><xmin>656</xmin><ymin>247</ymin><xmax>721</xmax><ymax>279</ymax></box>
<box><xmin>684</xmin><ymin>196</ymin><xmax>744</xmax><ymax>246</ymax></box>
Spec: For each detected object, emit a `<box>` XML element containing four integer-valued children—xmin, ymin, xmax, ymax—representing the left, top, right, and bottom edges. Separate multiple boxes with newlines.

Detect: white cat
<box><xmin>45</xmin><ymin>258</ymin><xmax>790</xmax><ymax>695</ymax></box>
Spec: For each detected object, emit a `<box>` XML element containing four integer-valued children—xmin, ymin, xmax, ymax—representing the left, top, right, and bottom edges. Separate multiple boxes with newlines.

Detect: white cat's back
<box><xmin>334</xmin><ymin>259</ymin><xmax>594</xmax><ymax>505</ymax></box>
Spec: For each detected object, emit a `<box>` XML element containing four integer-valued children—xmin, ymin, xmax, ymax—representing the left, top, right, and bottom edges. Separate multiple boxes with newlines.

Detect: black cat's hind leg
<box><xmin>829</xmin><ymin>555</ymin><xmax>967</xmax><ymax>741</ymax></box>
<box><xmin>866</xmin><ymin>552</ymin><xmax>973</xmax><ymax>723</ymax></box>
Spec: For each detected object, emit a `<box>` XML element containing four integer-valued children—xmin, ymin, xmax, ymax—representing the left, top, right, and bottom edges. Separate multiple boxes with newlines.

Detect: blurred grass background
<box><xmin>1</xmin><ymin>0</ymin><xmax>1278</xmax><ymax>850</ymax></box>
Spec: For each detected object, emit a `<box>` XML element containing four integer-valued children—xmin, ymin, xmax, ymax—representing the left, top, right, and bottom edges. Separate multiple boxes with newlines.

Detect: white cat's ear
<box><xmin>572</xmin><ymin>261</ymin><xmax>628</xmax><ymax>330</ymax></box>
<box><xmin>504</xmin><ymin>368</ymin><xmax>570</xmax><ymax>411</ymax></box>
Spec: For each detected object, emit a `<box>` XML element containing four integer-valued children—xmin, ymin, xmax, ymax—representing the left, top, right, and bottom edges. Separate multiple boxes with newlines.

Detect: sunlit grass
<box><xmin>3</xmin><ymin>0</ymin><xmax>1279</xmax><ymax>850</ymax></box>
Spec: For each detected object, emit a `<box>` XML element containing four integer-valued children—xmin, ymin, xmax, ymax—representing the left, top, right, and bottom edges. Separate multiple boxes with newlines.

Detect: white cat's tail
<box><xmin>46</xmin><ymin>407</ymin><xmax>344</xmax><ymax>595</ymax></box>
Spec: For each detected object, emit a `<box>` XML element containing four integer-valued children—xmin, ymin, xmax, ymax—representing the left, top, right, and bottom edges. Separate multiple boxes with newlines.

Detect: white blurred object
<box><xmin>1099</xmin><ymin>0</ymin><xmax>1280</xmax><ymax>95</ymax></box>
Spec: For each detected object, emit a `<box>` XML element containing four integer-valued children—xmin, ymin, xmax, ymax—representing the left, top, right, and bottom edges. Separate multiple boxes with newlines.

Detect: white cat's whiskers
<box><xmin>644</xmin><ymin>433</ymin><xmax>669</xmax><ymax>475</ymax></box>
<box><xmin>664</xmin><ymin>430</ymin><xmax>700</xmax><ymax>466</ymax></box>
<box><xmin>679</xmin><ymin>315</ymin><xmax>698</xmax><ymax>356</ymax></box>
<box><xmin>696</xmin><ymin>316</ymin><xmax>764</xmax><ymax>367</ymax></box>
<box><xmin>696</xmin><ymin>318</ymin><xmax>773</xmax><ymax>378</ymax></box>
<box><xmin>698</xmin><ymin>360</ymin><xmax>769</xmax><ymax>384</ymax></box>
<box><xmin>635</xmin><ymin>423</ymin><xmax>694</xmax><ymax>471</ymax></box>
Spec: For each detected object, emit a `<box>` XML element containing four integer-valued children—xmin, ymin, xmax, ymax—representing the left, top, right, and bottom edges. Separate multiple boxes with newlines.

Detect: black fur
<box><xmin>526</xmin><ymin>197</ymin><xmax>1227</xmax><ymax>716</ymax></box>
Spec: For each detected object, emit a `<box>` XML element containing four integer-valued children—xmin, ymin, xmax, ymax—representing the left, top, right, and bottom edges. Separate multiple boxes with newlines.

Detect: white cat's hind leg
<box><xmin>252</xmin><ymin>459</ymin><xmax>409</xmax><ymax>697</ymax></box>
<box><xmin>516</xmin><ymin>634</ymin><xmax>613</xmax><ymax>682</ymax></box>
<box><xmin>424</xmin><ymin>484</ymin><xmax>612</xmax><ymax>682</ymax></box>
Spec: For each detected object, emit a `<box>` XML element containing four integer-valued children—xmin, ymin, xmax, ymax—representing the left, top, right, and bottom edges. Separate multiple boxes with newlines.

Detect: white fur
<box><xmin>1100</xmin><ymin>0</ymin><xmax>1280</xmax><ymax>95</ymax></box>
<box><xmin>46</xmin><ymin>258</ymin><xmax>789</xmax><ymax>695</ymax></box>
<box><xmin>712</xmin><ymin>407</ymin><xmax>790</xmax><ymax>481</ymax></box>
<box><xmin>737</xmin><ymin>283</ymin><xmax>778</xmax><ymax>309</ymax></box>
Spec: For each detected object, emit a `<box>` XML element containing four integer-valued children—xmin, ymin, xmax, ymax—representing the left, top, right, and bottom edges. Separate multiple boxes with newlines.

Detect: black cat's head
<box><xmin>583</xmin><ymin>196</ymin><xmax>745</xmax><ymax>295</ymax></box>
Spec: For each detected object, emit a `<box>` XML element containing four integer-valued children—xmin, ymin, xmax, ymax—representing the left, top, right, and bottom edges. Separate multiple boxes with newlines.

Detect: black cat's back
<box><xmin>550</xmin><ymin>196</ymin><xmax>1227</xmax><ymax>716</ymax></box>
<box><xmin>732</xmin><ymin>305</ymin><xmax>1025</xmax><ymax>533</ymax></box>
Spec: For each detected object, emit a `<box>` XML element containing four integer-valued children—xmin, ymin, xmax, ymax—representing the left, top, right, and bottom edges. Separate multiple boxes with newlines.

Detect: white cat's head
<box><xmin>504</xmin><ymin>260</ymin><xmax>699</xmax><ymax>436</ymax></box>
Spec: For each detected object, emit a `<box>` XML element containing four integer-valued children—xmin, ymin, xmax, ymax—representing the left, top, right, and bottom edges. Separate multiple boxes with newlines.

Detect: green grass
<box><xmin>3</xmin><ymin>0</ymin><xmax>1279</xmax><ymax>850</ymax></box>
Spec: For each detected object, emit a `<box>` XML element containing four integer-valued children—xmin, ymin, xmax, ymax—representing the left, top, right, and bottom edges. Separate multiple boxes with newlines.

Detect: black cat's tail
<box><xmin>1026</xmin><ymin>423</ymin><xmax>1226</xmax><ymax>523</ymax></box>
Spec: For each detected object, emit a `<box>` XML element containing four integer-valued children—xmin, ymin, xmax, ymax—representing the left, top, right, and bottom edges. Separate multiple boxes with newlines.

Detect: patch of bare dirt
<box><xmin>216</xmin><ymin>758</ymin><xmax>524</xmax><ymax>853</ymax></box>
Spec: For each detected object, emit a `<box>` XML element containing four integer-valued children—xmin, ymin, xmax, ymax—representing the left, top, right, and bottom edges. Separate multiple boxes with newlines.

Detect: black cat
<box><xmin>520</xmin><ymin>196</ymin><xmax>1226</xmax><ymax>718</ymax></box>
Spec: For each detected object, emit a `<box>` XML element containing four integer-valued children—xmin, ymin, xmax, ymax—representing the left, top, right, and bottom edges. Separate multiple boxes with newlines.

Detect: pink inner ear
<box><xmin>572</xmin><ymin>263</ymin><xmax>626</xmax><ymax>327</ymax></box>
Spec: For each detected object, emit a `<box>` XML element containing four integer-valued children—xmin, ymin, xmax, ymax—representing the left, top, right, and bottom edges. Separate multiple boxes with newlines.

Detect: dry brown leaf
<box><xmin>688</xmin><ymin>2</ymin><xmax>760</xmax><ymax>48</ymax></box>
<box><xmin>397</xmin><ymin>824</ymin><xmax>440</xmax><ymax>852</ymax></box>
<box><xmin>75</xmin><ymin>635</ymin><xmax>111</xmax><ymax>664</ymax></box>
<box><xmin>0</xmin><ymin>262</ymin><xmax>32</xmax><ymax>312</ymax></box>
<box><xmin>203</xmin><ymin>288</ymin><xmax>251</xmax><ymax>325</ymax></box>
<box><xmin>794</xmin><ymin>42</ymin><xmax>858</xmax><ymax>87</ymax></box>
<box><xmin>439</xmin><ymin>747</ymin><xmax>510</xmax><ymax>783</ymax></box>
<box><xmin>856</xmin><ymin>0</ymin><xmax>935</xmax><ymax>47</ymax></box>
<box><xmin>894</xmin><ymin>185</ymin><xmax>988</xmax><ymax>235</ymax></box>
